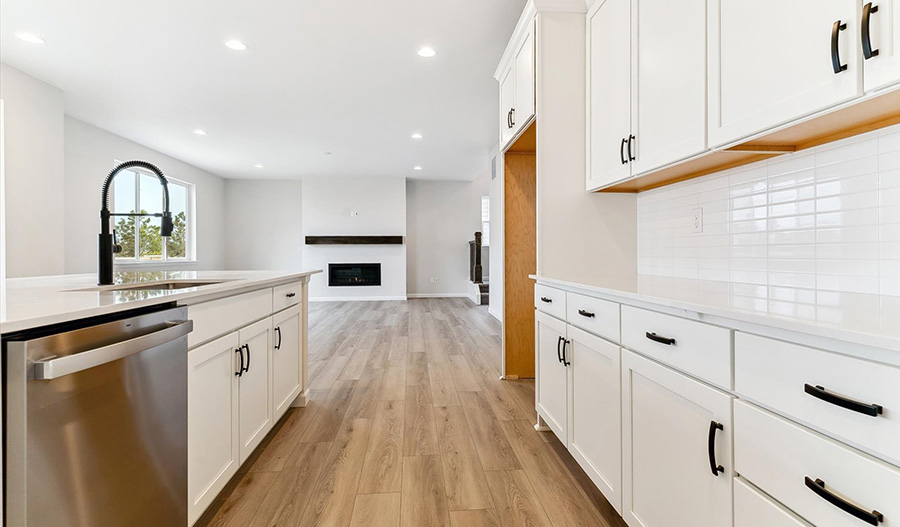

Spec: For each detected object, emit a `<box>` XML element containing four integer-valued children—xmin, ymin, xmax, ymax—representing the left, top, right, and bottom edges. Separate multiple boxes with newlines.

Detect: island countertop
<box><xmin>0</xmin><ymin>269</ymin><xmax>322</xmax><ymax>334</ymax></box>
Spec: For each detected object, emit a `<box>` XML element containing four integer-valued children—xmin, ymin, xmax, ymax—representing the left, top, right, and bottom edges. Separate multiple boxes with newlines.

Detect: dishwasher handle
<box><xmin>33</xmin><ymin>320</ymin><xmax>193</xmax><ymax>380</ymax></box>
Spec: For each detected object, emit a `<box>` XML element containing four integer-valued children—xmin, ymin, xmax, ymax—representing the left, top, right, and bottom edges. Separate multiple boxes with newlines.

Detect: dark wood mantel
<box><xmin>305</xmin><ymin>235</ymin><xmax>404</xmax><ymax>245</ymax></box>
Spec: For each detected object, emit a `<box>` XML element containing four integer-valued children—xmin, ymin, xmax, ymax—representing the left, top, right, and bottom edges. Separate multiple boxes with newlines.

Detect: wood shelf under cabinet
<box><xmin>599</xmin><ymin>88</ymin><xmax>900</xmax><ymax>193</ymax></box>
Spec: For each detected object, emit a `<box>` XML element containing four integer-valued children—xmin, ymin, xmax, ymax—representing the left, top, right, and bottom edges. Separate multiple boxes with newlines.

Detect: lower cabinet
<box><xmin>237</xmin><ymin>318</ymin><xmax>274</xmax><ymax>464</ymax></box>
<box><xmin>622</xmin><ymin>350</ymin><xmax>733</xmax><ymax>527</ymax></box>
<box><xmin>187</xmin><ymin>332</ymin><xmax>241</xmax><ymax>526</ymax></box>
<box><xmin>568</xmin><ymin>325</ymin><xmax>622</xmax><ymax>514</ymax></box>
<box><xmin>734</xmin><ymin>477</ymin><xmax>811</xmax><ymax>527</ymax></box>
<box><xmin>536</xmin><ymin>311</ymin><xmax>569</xmax><ymax>443</ymax></box>
<box><xmin>272</xmin><ymin>305</ymin><xmax>302</xmax><ymax>419</ymax></box>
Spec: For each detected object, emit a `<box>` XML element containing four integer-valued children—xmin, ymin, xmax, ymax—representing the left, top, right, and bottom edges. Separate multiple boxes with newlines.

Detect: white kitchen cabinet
<box><xmin>514</xmin><ymin>25</ymin><xmax>535</xmax><ymax>132</ymax></box>
<box><xmin>587</xmin><ymin>0</ymin><xmax>632</xmax><ymax>190</ymax></box>
<box><xmin>631</xmin><ymin>0</ymin><xmax>706</xmax><ymax>175</ymax></box>
<box><xmin>708</xmin><ymin>0</ymin><xmax>862</xmax><ymax>147</ymax></box>
<box><xmin>622</xmin><ymin>350</ymin><xmax>732</xmax><ymax>527</ymax></box>
<box><xmin>237</xmin><ymin>318</ymin><xmax>273</xmax><ymax>464</ymax></box>
<box><xmin>735</xmin><ymin>478</ymin><xmax>812</xmax><ymax>527</ymax></box>
<box><xmin>500</xmin><ymin>64</ymin><xmax>516</xmax><ymax>147</ymax></box>
<box><xmin>535</xmin><ymin>310</ymin><xmax>568</xmax><ymax>443</ymax></box>
<box><xmin>188</xmin><ymin>332</ymin><xmax>241</xmax><ymax>526</ymax></box>
<box><xmin>568</xmin><ymin>325</ymin><xmax>622</xmax><ymax>514</ymax></box>
<box><xmin>272</xmin><ymin>304</ymin><xmax>302</xmax><ymax>420</ymax></box>
<box><xmin>863</xmin><ymin>0</ymin><xmax>900</xmax><ymax>91</ymax></box>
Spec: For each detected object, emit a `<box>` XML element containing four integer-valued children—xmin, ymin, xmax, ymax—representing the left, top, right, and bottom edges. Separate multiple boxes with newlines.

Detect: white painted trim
<box><xmin>488</xmin><ymin>307</ymin><xmax>502</xmax><ymax>322</ymax></box>
<box><xmin>407</xmin><ymin>293</ymin><xmax>468</xmax><ymax>299</ymax></box>
<box><xmin>308</xmin><ymin>296</ymin><xmax>408</xmax><ymax>302</ymax></box>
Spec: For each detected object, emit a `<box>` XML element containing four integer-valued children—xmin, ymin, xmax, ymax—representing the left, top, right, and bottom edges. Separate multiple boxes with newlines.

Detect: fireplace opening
<box><xmin>328</xmin><ymin>263</ymin><xmax>381</xmax><ymax>287</ymax></box>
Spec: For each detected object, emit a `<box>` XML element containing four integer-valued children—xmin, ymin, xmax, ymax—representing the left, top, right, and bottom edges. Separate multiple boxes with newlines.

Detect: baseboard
<box><xmin>406</xmin><ymin>293</ymin><xmax>468</xmax><ymax>299</ymax></box>
<box><xmin>309</xmin><ymin>296</ymin><xmax>408</xmax><ymax>302</ymax></box>
<box><xmin>488</xmin><ymin>307</ymin><xmax>502</xmax><ymax>322</ymax></box>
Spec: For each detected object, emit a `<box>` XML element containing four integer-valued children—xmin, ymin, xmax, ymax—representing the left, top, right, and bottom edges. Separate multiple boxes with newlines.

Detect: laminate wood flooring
<box><xmin>198</xmin><ymin>298</ymin><xmax>625</xmax><ymax>527</ymax></box>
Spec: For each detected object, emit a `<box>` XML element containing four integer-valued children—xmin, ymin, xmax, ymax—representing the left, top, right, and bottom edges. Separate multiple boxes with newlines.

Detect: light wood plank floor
<box><xmin>198</xmin><ymin>298</ymin><xmax>626</xmax><ymax>527</ymax></box>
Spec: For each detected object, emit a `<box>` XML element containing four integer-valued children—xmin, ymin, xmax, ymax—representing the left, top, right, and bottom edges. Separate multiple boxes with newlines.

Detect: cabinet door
<box><xmin>272</xmin><ymin>305</ymin><xmax>302</xmax><ymax>419</ymax></box>
<box><xmin>238</xmin><ymin>318</ymin><xmax>273</xmax><ymax>464</ymax></box>
<box><xmin>188</xmin><ymin>332</ymin><xmax>240</xmax><ymax>526</ymax></box>
<box><xmin>709</xmin><ymin>0</ymin><xmax>862</xmax><ymax>147</ymax></box>
<box><xmin>535</xmin><ymin>311</ymin><xmax>568</xmax><ymax>443</ymax></box>
<box><xmin>622</xmin><ymin>350</ymin><xmax>732</xmax><ymax>527</ymax></box>
<box><xmin>514</xmin><ymin>23</ymin><xmax>535</xmax><ymax>131</ymax></box>
<box><xmin>500</xmin><ymin>65</ymin><xmax>517</xmax><ymax>147</ymax></box>
<box><xmin>569</xmin><ymin>326</ymin><xmax>622</xmax><ymax>514</ymax></box>
<box><xmin>863</xmin><ymin>0</ymin><xmax>900</xmax><ymax>91</ymax></box>
<box><xmin>631</xmin><ymin>0</ymin><xmax>706</xmax><ymax>175</ymax></box>
<box><xmin>587</xmin><ymin>0</ymin><xmax>632</xmax><ymax>190</ymax></box>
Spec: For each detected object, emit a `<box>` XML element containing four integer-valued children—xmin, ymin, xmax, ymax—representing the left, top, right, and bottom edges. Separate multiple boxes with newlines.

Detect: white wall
<box><xmin>638</xmin><ymin>124</ymin><xmax>900</xmax><ymax>297</ymax></box>
<box><xmin>224</xmin><ymin>179</ymin><xmax>303</xmax><ymax>270</ymax></box>
<box><xmin>0</xmin><ymin>63</ymin><xmax>66</xmax><ymax>278</ymax></box>
<box><xmin>302</xmin><ymin>177</ymin><xmax>407</xmax><ymax>300</ymax></box>
<box><xmin>488</xmin><ymin>149</ymin><xmax>503</xmax><ymax>320</ymax></box>
<box><xmin>407</xmin><ymin>169</ymin><xmax>490</xmax><ymax>297</ymax></box>
<box><xmin>64</xmin><ymin>117</ymin><xmax>227</xmax><ymax>273</ymax></box>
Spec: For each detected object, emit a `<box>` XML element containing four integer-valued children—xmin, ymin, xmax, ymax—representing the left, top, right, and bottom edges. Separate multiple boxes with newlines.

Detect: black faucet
<box><xmin>98</xmin><ymin>160</ymin><xmax>173</xmax><ymax>285</ymax></box>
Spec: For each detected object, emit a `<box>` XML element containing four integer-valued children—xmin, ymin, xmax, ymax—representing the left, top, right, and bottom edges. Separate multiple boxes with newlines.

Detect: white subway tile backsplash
<box><xmin>636</xmin><ymin>124</ymin><xmax>900</xmax><ymax>297</ymax></box>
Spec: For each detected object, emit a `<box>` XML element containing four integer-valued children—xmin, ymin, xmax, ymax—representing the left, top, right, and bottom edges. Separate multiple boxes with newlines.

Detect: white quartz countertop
<box><xmin>0</xmin><ymin>270</ymin><xmax>322</xmax><ymax>334</ymax></box>
<box><xmin>531</xmin><ymin>274</ymin><xmax>900</xmax><ymax>353</ymax></box>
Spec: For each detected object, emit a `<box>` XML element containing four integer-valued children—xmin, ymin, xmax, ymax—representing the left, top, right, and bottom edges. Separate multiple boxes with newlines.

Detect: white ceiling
<box><xmin>0</xmin><ymin>0</ymin><xmax>525</xmax><ymax>180</ymax></box>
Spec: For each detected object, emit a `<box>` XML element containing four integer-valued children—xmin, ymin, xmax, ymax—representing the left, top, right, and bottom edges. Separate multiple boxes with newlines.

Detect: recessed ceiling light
<box><xmin>324</xmin><ymin>152</ymin><xmax>333</xmax><ymax>155</ymax></box>
<box><xmin>254</xmin><ymin>164</ymin><xmax>264</xmax><ymax>169</ymax></box>
<box><xmin>411</xmin><ymin>133</ymin><xmax>423</xmax><ymax>139</ymax></box>
<box><xmin>413</xmin><ymin>165</ymin><xmax>423</xmax><ymax>171</ymax></box>
<box><xmin>16</xmin><ymin>32</ymin><xmax>45</xmax><ymax>44</ymax></box>
<box><xmin>417</xmin><ymin>47</ymin><xmax>436</xmax><ymax>58</ymax></box>
<box><xmin>192</xmin><ymin>129</ymin><xmax>207</xmax><ymax>135</ymax></box>
<box><xmin>224</xmin><ymin>40</ymin><xmax>248</xmax><ymax>51</ymax></box>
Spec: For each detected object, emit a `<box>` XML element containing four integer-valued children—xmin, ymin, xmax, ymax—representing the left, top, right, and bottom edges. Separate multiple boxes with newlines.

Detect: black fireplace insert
<box><xmin>328</xmin><ymin>263</ymin><xmax>381</xmax><ymax>287</ymax></box>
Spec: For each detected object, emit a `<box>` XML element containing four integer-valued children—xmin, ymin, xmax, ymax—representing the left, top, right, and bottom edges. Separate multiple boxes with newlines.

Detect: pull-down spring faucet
<box><xmin>98</xmin><ymin>160</ymin><xmax>173</xmax><ymax>285</ymax></box>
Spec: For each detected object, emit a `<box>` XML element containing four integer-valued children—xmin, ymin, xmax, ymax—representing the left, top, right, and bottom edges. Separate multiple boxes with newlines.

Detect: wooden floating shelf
<box><xmin>305</xmin><ymin>236</ymin><xmax>404</xmax><ymax>245</ymax></box>
<box><xmin>600</xmin><ymin>88</ymin><xmax>900</xmax><ymax>193</ymax></box>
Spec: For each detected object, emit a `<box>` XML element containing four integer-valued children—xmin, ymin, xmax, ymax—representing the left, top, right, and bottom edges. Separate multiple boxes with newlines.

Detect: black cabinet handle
<box><xmin>557</xmin><ymin>336</ymin><xmax>564</xmax><ymax>363</ymax></box>
<box><xmin>275</xmin><ymin>327</ymin><xmax>282</xmax><ymax>350</ymax></box>
<box><xmin>577</xmin><ymin>309</ymin><xmax>595</xmax><ymax>318</ymax></box>
<box><xmin>646</xmin><ymin>332</ymin><xmax>676</xmax><ymax>345</ymax></box>
<box><xmin>285</xmin><ymin>292</ymin><xmax>296</xmax><ymax>298</ymax></box>
<box><xmin>561</xmin><ymin>339</ymin><xmax>570</xmax><ymax>367</ymax></box>
<box><xmin>627</xmin><ymin>134</ymin><xmax>635</xmax><ymax>161</ymax></box>
<box><xmin>507</xmin><ymin>109</ymin><xmax>512</xmax><ymax>129</ymax></box>
<box><xmin>510</xmin><ymin>108</ymin><xmax>515</xmax><ymax>127</ymax></box>
<box><xmin>805</xmin><ymin>477</ymin><xmax>883</xmax><ymax>525</ymax></box>
<box><xmin>540</xmin><ymin>296</ymin><xmax>552</xmax><ymax>303</ymax></box>
<box><xmin>832</xmin><ymin>20</ymin><xmax>848</xmax><ymax>73</ymax></box>
<box><xmin>620</xmin><ymin>138</ymin><xmax>628</xmax><ymax>165</ymax></box>
<box><xmin>235</xmin><ymin>347</ymin><xmax>244</xmax><ymax>377</ymax></box>
<box><xmin>242</xmin><ymin>343</ymin><xmax>251</xmax><ymax>373</ymax></box>
<box><xmin>863</xmin><ymin>3</ymin><xmax>880</xmax><ymax>59</ymax></box>
<box><xmin>707</xmin><ymin>421</ymin><xmax>724</xmax><ymax>476</ymax></box>
<box><xmin>804</xmin><ymin>384</ymin><xmax>883</xmax><ymax>417</ymax></box>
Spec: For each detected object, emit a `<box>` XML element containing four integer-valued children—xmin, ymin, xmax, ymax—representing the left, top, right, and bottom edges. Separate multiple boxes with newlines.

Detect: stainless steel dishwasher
<box><xmin>3</xmin><ymin>306</ymin><xmax>192</xmax><ymax>526</ymax></box>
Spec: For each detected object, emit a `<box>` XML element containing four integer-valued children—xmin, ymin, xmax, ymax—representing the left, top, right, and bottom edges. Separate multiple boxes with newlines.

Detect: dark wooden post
<box><xmin>473</xmin><ymin>232</ymin><xmax>483</xmax><ymax>283</ymax></box>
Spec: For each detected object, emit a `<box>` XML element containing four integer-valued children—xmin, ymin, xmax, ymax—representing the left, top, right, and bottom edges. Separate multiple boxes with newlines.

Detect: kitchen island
<box><xmin>1</xmin><ymin>269</ymin><xmax>321</xmax><ymax>526</ymax></box>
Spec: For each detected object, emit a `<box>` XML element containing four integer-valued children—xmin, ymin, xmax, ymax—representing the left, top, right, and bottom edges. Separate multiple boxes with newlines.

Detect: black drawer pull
<box><xmin>646</xmin><ymin>332</ymin><xmax>675</xmax><ymax>345</ymax></box>
<box><xmin>620</xmin><ymin>138</ymin><xmax>628</xmax><ymax>165</ymax></box>
<box><xmin>627</xmin><ymin>134</ymin><xmax>635</xmax><ymax>161</ymax></box>
<box><xmin>561</xmin><ymin>338</ymin><xmax>570</xmax><ymax>367</ymax></box>
<box><xmin>577</xmin><ymin>309</ymin><xmax>595</xmax><ymax>318</ymax></box>
<box><xmin>235</xmin><ymin>347</ymin><xmax>244</xmax><ymax>377</ymax></box>
<box><xmin>805</xmin><ymin>477</ymin><xmax>883</xmax><ymax>525</ymax></box>
<box><xmin>832</xmin><ymin>20</ymin><xmax>848</xmax><ymax>73</ymax></box>
<box><xmin>707</xmin><ymin>421</ymin><xmax>724</xmax><ymax>476</ymax></box>
<box><xmin>242</xmin><ymin>343</ymin><xmax>251</xmax><ymax>373</ymax></box>
<box><xmin>804</xmin><ymin>384</ymin><xmax>883</xmax><ymax>417</ymax></box>
<box><xmin>285</xmin><ymin>292</ymin><xmax>296</xmax><ymax>298</ymax></box>
<box><xmin>862</xmin><ymin>3</ymin><xmax>880</xmax><ymax>60</ymax></box>
<box><xmin>556</xmin><ymin>336</ymin><xmax>564</xmax><ymax>363</ymax></box>
<box><xmin>540</xmin><ymin>296</ymin><xmax>552</xmax><ymax>303</ymax></box>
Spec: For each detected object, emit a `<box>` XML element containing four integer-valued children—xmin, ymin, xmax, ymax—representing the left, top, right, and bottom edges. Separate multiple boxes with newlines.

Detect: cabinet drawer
<box><xmin>735</xmin><ymin>478</ymin><xmax>811</xmax><ymax>527</ymax></box>
<box><xmin>735</xmin><ymin>332</ymin><xmax>900</xmax><ymax>464</ymax></box>
<box><xmin>566</xmin><ymin>292</ymin><xmax>619</xmax><ymax>342</ymax></box>
<box><xmin>735</xmin><ymin>401</ymin><xmax>900</xmax><ymax>527</ymax></box>
<box><xmin>621</xmin><ymin>306</ymin><xmax>731</xmax><ymax>388</ymax></box>
<box><xmin>534</xmin><ymin>284</ymin><xmax>566</xmax><ymax>319</ymax></box>
<box><xmin>273</xmin><ymin>281</ymin><xmax>301</xmax><ymax>312</ymax></box>
<box><xmin>188</xmin><ymin>288</ymin><xmax>273</xmax><ymax>348</ymax></box>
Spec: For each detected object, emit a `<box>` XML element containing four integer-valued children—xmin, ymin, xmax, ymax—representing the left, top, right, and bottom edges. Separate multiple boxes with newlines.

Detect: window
<box><xmin>481</xmin><ymin>195</ymin><xmax>490</xmax><ymax>246</ymax></box>
<box><xmin>111</xmin><ymin>167</ymin><xmax>194</xmax><ymax>263</ymax></box>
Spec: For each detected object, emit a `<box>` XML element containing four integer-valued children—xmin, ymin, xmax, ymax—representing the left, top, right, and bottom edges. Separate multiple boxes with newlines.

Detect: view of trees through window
<box><xmin>112</xmin><ymin>169</ymin><xmax>191</xmax><ymax>261</ymax></box>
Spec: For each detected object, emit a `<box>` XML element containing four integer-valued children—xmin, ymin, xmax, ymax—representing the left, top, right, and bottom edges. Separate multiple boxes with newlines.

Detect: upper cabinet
<box><xmin>497</xmin><ymin>19</ymin><xmax>536</xmax><ymax>148</ymax></box>
<box><xmin>708</xmin><ymin>0</ymin><xmax>862</xmax><ymax>147</ymax></box>
<box><xmin>587</xmin><ymin>0</ymin><xmax>708</xmax><ymax>191</ymax></box>
<box><xmin>864</xmin><ymin>0</ymin><xmax>900</xmax><ymax>91</ymax></box>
